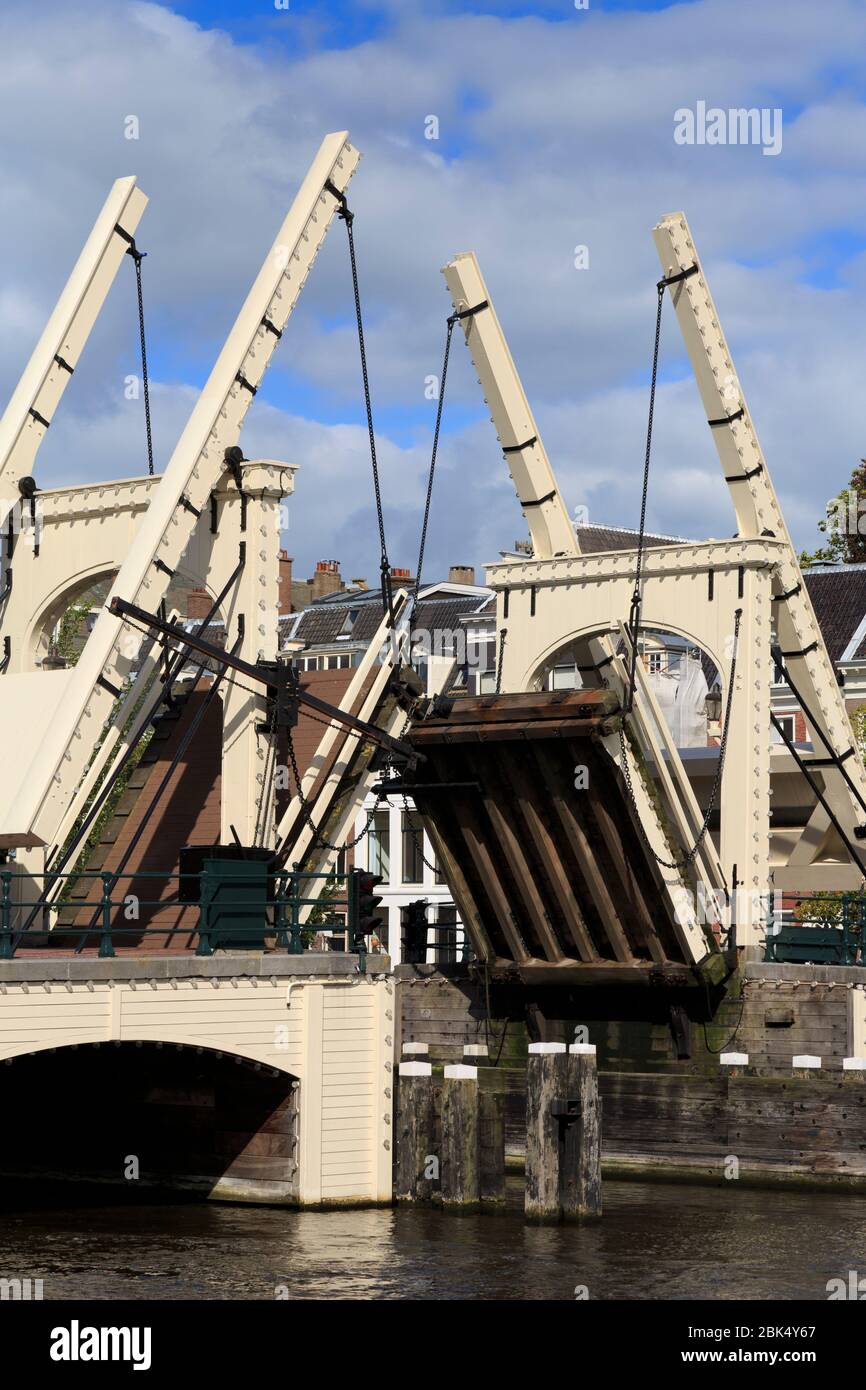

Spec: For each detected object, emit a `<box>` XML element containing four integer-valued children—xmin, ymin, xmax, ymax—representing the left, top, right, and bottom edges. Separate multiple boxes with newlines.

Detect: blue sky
<box><xmin>2</xmin><ymin>0</ymin><xmax>866</xmax><ymax>582</ymax></box>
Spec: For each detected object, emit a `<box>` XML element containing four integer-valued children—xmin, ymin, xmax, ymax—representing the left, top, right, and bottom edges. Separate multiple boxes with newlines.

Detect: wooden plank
<box><xmin>495</xmin><ymin>747</ymin><xmax>597</xmax><ymax>963</ymax></box>
<box><xmin>515</xmin><ymin>961</ymin><xmax>660</xmax><ymax>986</ymax></box>
<box><xmin>533</xmin><ymin>743</ymin><xmax>634</xmax><ymax>964</ymax></box>
<box><xmin>462</xmin><ymin>749</ymin><xmax>564</xmax><ymax>963</ymax></box>
<box><xmin>578</xmin><ymin>743</ymin><xmax>666</xmax><ymax>965</ymax></box>
<box><xmin>456</xmin><ymin>793</ymin><xmax>531</xmax><ymax>963</ymax></box>
<box><xmin>419</xmin><ymin>689</ymin><xmax>617</xmax><ymax>725</ymax></box>
<box><xmin>409</xmin><ymin>718</ymin><xmax>608</xmax><ymax>744</ymax></box>
<box><xmin>410</xmin><ymin>794</ymin><xmax>495</xmax><ymax>963</ymax></box>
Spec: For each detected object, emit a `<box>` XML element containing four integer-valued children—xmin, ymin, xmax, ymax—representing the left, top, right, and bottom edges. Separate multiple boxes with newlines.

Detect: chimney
<box><xmin>391</xmin><ymin>566</ymin><xmax>414</xmax><ymax>587</ymax></box>
<box><xmin>278</xmin><ymin>549</ymin><xmax>293</xmax><ymax>614</ymax></box>
<box><xmin>187</xmin><ymin>588</ymin><xmax>212</xmax><ymax>621</ymax></box>
<box><xmin>448</xmin><ymin>565</ymin><xmax>476</xmax><ymax>586</ymax></box>
<box><xmin>311</xmin><ymin>559</ymin><xmax>343</xmax><ymax>601</ymax></box>
<box><xmin>350</xmin><ymin>578</ymin><xmax>368</xmax><ymax>591</ymax></box>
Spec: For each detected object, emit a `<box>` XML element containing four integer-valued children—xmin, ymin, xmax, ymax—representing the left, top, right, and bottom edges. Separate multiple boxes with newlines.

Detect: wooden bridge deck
<box><xmin>405</xmin><ymin>689</ymin><xmax>707</xmax><ymax>986</ymax></box>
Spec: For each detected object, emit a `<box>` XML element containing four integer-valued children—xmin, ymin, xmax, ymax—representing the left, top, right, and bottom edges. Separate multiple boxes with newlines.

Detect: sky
<box><xmin>2</xmin><ymin>0</ymin><xmax>866</xmax><ymax>584</ymax></box>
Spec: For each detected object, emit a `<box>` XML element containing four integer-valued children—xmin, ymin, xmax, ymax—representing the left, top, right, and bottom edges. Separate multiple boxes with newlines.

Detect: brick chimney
<box><xmin>278</xmin><ymin>550</ymin><xmax>293</xmax><ymax>614</ymax></box>
<box><xmin>350</xmin><ymin>577</ymin><xmax>368</xmax><ymax>591</ymax></box>
<box><xmin>187</xmin><ymin>588</ymin><xmax>212</xmax><ymax>621</ymax></box>
<box><xmin>391</xmin><ymin>566</ymin><xmax>414</xmax><ymax>588</ymax></box>
<box><xmin>311</xmin><ymin>559</ymin><xmax>343</xmax><ymax>601</ymax></box>
<box><xmin>448</xmin><ymin>565</ymin><xmax>476</xmax><ymax>586</ymax></box>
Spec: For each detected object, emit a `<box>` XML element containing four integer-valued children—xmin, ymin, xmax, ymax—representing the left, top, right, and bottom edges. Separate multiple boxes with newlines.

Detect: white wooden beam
<box><xmin>653</xmin><ymin>212</ymin><xmax>866</xmax><ymax>863</ymax></box>
<box><xmin>0</xmin><ymin>177</ymin><xmax>147</xmax><ymax>507</ymax></box>
<box><xmin>442</xmin><ymin>252</ymin><xmax>578</xmax><ymax>560</ymax></box>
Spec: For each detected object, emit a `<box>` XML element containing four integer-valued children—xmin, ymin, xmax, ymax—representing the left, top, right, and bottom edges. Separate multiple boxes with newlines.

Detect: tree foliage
<box><xmin>800</xmin><ymin>459</ymin><xmax>866</xmax><ymax>568</ymax></box>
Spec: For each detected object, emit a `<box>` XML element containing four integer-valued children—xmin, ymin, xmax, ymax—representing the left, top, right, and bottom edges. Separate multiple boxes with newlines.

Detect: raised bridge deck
<box><xmin>405</xmin><ymin>689</ymin><xmax>721</xmax><ymax>987</ymax></box>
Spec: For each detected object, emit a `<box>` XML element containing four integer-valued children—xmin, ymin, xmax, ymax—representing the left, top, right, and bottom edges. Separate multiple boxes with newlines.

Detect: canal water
<box><xmin>1</xmin><ymin>1178</ymin><xmax>864</xmax><ymax>1300</ymax></box>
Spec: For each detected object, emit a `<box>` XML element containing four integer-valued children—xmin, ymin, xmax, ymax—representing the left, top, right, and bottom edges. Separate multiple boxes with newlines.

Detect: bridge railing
<box><xmin>0</xmin><ymin>864</ymin><xmax>366</xmax><ymax>962</ymax></box>
<box><xmin>764</xmin><ymin>891</ymin><xmax>866</xmax><ymax>967</ymax></box>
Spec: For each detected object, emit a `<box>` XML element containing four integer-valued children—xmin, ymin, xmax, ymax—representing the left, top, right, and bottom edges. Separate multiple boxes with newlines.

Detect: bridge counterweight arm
<box><xmin>442</xmin><ymin>252</ymin><xmax>578</xmax><ymax>560</ymax></box>
<box><xmin>108</xmin><ymin>596</ymin><xmax>419</xmax><ymax>768</ymax></box>
<box><xmin>0</xmin><ymin>133</ymin><xmax>360</xmax><ymax>850</ymax></box>
<box><xmin>0</xmin><ymin>177</ymin><xmax>148</xmax><ymax>507</ymax></box>
<box><xmin>652</xmin><ymin>211</ymin><xmax>866</xmax><ymax>840</ymax></box>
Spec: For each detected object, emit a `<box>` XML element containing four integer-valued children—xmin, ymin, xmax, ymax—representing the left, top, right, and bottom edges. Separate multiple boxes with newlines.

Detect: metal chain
<box><xmin>400</xmin><ymin>793</ymin><xmax>441</xmax><ymax>875</ymax></box>
<box><xmin>335</xmin><ymin>197</ymin><xmax>395</xmax><ymax>627</ymax></box>
<box><xmin>495</xmin><ymin>626</ymin><xmax>507</xmax><ymax>694</ymax></box>
<box><xmin>412</xmin><ymin>315</ymin><xmax>456</xmax><ymax>617</ymax></box>
<box><xmin>618</xmin><ymin>607</ymin><xmax>742</xmax><ymax>872</ymax></box>
<box><xmin>130</xmin><ymin>249</ymin><xmax>155</xmax><ymax>477</ymax></box>
<box><xmin>284</xmin><ymin>723</ymin><xmax>385</xmax><ymax>854</ymax></box>
<box><xmin>625</xmin><ymin>281</ymin><xmax>666</xmax><ymax>712</ymax></box>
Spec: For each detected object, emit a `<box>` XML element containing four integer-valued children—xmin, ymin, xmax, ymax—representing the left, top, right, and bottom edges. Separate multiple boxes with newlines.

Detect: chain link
<box><xmin>130</xmin><ymin>250</ymin><xmax>155</xmax><ymax>478</ymax></box>
<box><xmin>495</xmin><ymin>626</ymin><xmax>507</xmax><ymax>694</ymax></box>
<box><xmin>284</xmin><ymin>724</ymin><xmax>386</xmax><ymax>855</ymax></box>
<box><xmin>625</xmin><ymin>281</ymin><xmax>666</xmax><ymax>711</ymax></box>
<box><xmin>411</xmin><ymin>315</ymin><xmax>456</xmax><ymax>619</ymax></box>
<box><xmin>336</xmin><ymin>199</ymin><xmax>395</xmax><ymax>627</ymax></box>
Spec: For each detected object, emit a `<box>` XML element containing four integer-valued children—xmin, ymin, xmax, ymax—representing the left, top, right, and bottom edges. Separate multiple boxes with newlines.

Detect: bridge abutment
<box><xmin>0</xmin><ymin>953</ymin><xmax>394</xmax><ymax>1208</ymax></box>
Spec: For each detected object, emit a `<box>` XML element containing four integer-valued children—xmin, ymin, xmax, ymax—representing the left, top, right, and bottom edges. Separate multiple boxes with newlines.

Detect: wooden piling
<box><xmin>440</xmin><ymin>1063</ymin><xmax>480</xmax><ymax>1211</ymax></box>
<box><xmin>395</xmin><ymin>1060</ymin><xmax>434</xmax><ymax>1203</ymax></box>
<box><xmin>525</xmin><ymin>1041</ymin><xmax>602</xmax><ymax>1221</ymax></box>
<box><xmin>525</xmin><ymin>1042</ymin><xmax>568</xmax><ymax>1221</ymax></box>
<box><xmin>561</xmin><ymin>1044</ymin><xmax>601</xmax><ymax>1218</ymax></box>
<box><xmin>479</xmin><ymin>1086</ymin><xmax>506</xmax><ymax>1210</ymax></box>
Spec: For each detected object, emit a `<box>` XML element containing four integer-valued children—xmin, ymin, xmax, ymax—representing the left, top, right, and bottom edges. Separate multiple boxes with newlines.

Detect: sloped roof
<box><xmin>574</xmin><ymin>523</ymin><xmax>690</xmax><ymax>553</ymax></box>
<box><xmin>288</xmin><ymin>589</ymin><xmax>485</xmax><ymax>649</ymax></box>
<box><xmin>803</xmin><ymin>565</ymin><xmax>866</xmax><ymax>665</ymax></box>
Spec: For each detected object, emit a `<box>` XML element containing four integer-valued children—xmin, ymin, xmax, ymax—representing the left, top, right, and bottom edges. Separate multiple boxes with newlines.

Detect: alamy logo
<box><xmin>49</xmin><ymin>1321</ymin><xmax>152</xmax><ymax>1371</ymax></box>
<box><xmin>674</xmin><ymin>101</ymin><xmax>782</xmax><ymax>157</ymax></box>
<box><xmin>827</xmin><ymin>1270</ymin><xmax>866</xmax><ymax>1300</ymax></box>
<box><xmin>0</xmin><ymin>1277</ymin><xmax>42</xmax><ymax>1300</ymax></box>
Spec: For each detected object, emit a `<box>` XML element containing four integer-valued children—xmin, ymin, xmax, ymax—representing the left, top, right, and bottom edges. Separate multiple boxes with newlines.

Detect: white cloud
<box><xmin>2</xmin><ymin>0</ymin><xmax>866</xmax><ymax>584</ymax></box>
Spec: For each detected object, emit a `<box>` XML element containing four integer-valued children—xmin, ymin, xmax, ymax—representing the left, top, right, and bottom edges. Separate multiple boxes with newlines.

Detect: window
<box><xmin>647</xmin><ymin>651</ymin><xmax>663</xmax><ymax>674</ymax></box>
<box><xmin>549</xmin><ymin>662</ymin><xmax>577</xmax><ymax>690</ymax></box>
<box><xmin>402</xmin><ymin>809</ymin><xmax>424</xmax><ymax>884</ymax></box>
<box><xmin>771</xmin><ymin>713</ymin><xmax>796</xmax><ymax>744</ymax></box>
<box><xmin>368</xmin><ymin>810</ymin><xmax>390</xmax><ymax>879</ymax></box>
<box><xmin>435</xmin><ymin>904</ymin><xmax>458</xmax><ymax>964</ymax></box>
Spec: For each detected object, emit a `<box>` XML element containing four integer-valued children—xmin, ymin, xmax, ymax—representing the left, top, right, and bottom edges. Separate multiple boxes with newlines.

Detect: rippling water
<box><xmin>1</xmin><ymin>1179</ymin><xmax>863</xmax><ymax>1300</ymax></box>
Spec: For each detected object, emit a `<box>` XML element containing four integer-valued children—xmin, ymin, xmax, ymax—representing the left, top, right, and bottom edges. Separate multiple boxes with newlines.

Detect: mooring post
<box><xmin>561</xmin><ymin>1043</ymin><xmax>601</xmax><ymax>1218</ymax></box>
<box><xmin>440</xmin><ymin>1063</ymin><xmax>480</xmax><ymax>1211</ymax></box>
<box><xmin>525</xmin><ymin>1041</ymin><xmax>602</xmax><ymax>1221</ymax></box>
<box><xmin>395</xmin><ymin>1060</ymin><xmax>435</xmax><ymax>1203</ymax></box>
<box><xmin>478</xmin><ymin>1085</ymin><xmax>506</xmax><ymax>1210</ymax></box>
<box><xmin>525</xmin><ymin>1041</ymin><xmax>568</xmax><ymax>1221</ymax></box>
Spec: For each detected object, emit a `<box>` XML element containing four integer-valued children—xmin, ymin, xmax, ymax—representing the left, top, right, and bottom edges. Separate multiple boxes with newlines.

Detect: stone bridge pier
<box><xmin>0</xmin><ymin>954</ymin><xmax>394</xmax><ymax>1207</ymax></box>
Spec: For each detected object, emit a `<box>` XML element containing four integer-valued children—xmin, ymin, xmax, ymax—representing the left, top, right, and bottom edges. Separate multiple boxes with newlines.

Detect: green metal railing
<box><xmin>764</xmin><ymin>892</ymin><xmax>866</xmax><ymax>966</ymax></box>
<box><xmin>0</xmin><ymin>865</ymin><xmax>365</xmax><ymax>964</ymax></box>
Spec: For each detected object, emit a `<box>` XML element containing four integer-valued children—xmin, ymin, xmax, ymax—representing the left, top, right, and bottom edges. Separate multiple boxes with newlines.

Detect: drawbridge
<box><xmin>0</xmin><ymin>133</ymin><xmax>860</xmax><ymax>987</ymax></box>
<box><xmin>393</xmin><ymin>230</ymin><xmax>866</xmax><ymax>974</ymax></box>
<box><xmin>17</xmin><ymin>137</ymin><xmax>863</xmax><ymax>1213</ymax></box>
